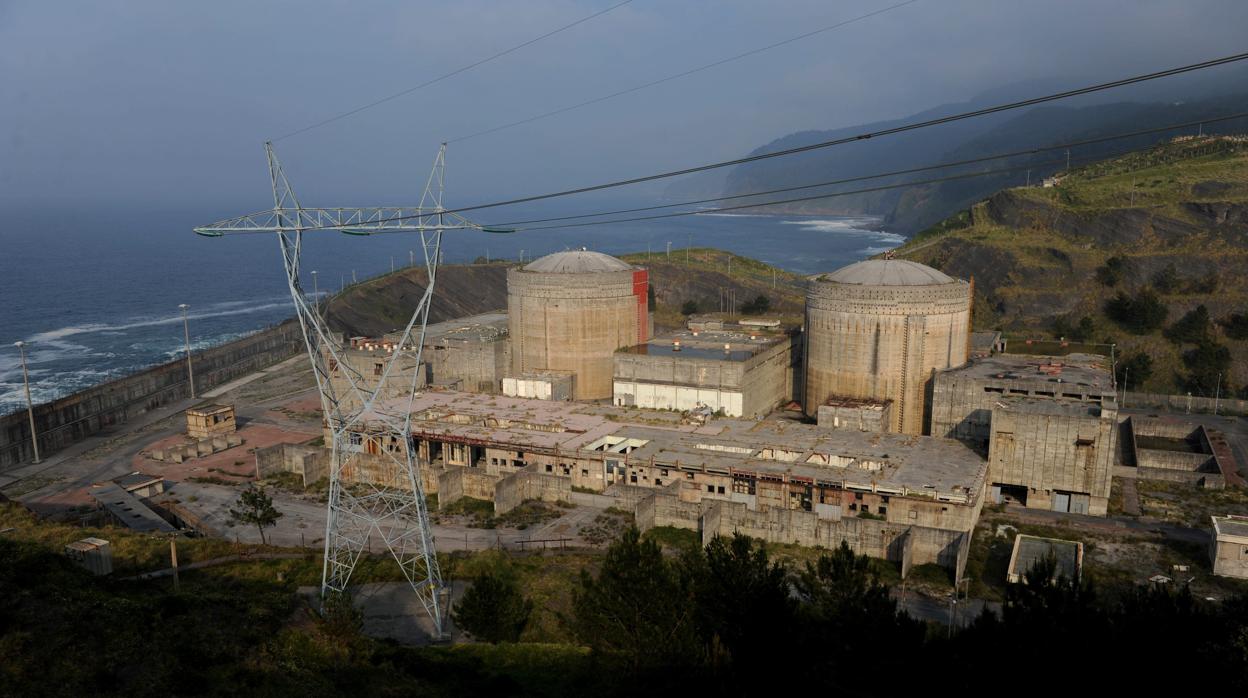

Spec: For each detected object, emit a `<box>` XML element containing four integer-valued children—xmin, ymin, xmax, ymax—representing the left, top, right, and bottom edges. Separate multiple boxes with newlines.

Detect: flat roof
<box><xmin>90</xmin><ymin>483</ymin><xmax>176</xmax><ymax>534</ymax></box>
<box><xmin>620</xmin><ymin>329</ymin><xmax>787</xmax><ymax>362</ymax></box>
<box><xmin>994</xmin><ymin>395</ymin><xmax>1108</xmax><ymax>419</ymax></box>
<box><xmin>113</xmin><ymin>472</ymin><xmax>163</xmax><ymax>490</ymax></box>
<box><xmin>187</xmin><ymin>404</ymin><xmax>233</xmax><ymax>415</ymax></box>
<box><xmin>1213</xmin><ymin>515</ymin><xmax>1248</xmax><ymax>541</ymax></box>
<box><xmin>364</xmin><ymin>390</ymin><xmax>987</xmax><ymax>503</ymax></box>
<box><xmin>417</xmin><ymin>311</ymin><xmax>509</xmax><ymax>345</ymax></box>
<box><xmin>940</xmin><ymin>353</ymin><xmax>1113</xmax><ymax>393</ymax></box>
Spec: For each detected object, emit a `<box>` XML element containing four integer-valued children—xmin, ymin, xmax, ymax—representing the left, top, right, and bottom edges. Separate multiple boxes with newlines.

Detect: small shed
<box><xmin>186</xmin><ymin>403</ymin><xmax>237</xmax><ymax>439</ymax></box>
<box><xmin>65</xmin><ymin>537</ymin><xmax>113</xmax><ymax>576</ymax></box>
<box><xmin>1211</xmin><ymin>515</ymin><xmax>1248</xmax><ymax>580</ymax></box>
<box><xmin>113</xmin><ymin>471</ymin><xmax>165</xmax><ymax>498</ymax></box>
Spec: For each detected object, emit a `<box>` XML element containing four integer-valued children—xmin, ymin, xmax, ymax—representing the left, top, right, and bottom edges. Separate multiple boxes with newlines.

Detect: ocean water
<box><xmin>0</xmin><ymin>204</ymin><xmax>901</xmax><ymax>414</ymax></box>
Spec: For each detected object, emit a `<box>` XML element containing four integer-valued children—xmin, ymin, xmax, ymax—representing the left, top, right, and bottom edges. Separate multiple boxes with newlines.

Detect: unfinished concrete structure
<box><xmin>613</xmin><ymin>328</ymin><xmax>796</xmax><ymax>418</ymax></box>
<box><xmin>1007</xmin><ymin>535</ymin><xmax>1083</xmax><ymax>584</ymax></box>
<box><xmin>386</xmin><ymin>312</ymin><xmax>509</xmax><ymax>393</ymax></box>
<box><xmin>930</xmin><ymin>353</ymin><xmax>1115</xmax><ymax>449</ymax></box>
<box><xmin>326</xmin><ymin>336</ymin><xmax>425</xmax><ymax>416</ymax></box>
<box><xmin>186</xmin><ymin>404</ymin><xmax>236</xmax><ymax>439</ymax></box>
<box><xmin>507</xmin><ymin>250</ymin><xmax>650</xmax><ymax>400</ymax></box>
<box><xmin>816</xmin><ymin>397</ymin><xmax>892</xmax><ymax>432</ymax></box>
<box><xmin>503</xmin><ymin>370</ymin><xmax>575</xmax><ymax>401</ymax></box>
<box><xmin>346</xmin><ymin>390</ymin><xmax>987</xmax><ymax>577</ymax></box>
<box><xmin>1126</xmin><ymin>416</ymin><xmax>1231</xmax><ymax>488</ymax></box>
<box><xmin>804</xmin><ymin>259</ymin><xmax>970</xmax><ymax>434</ymax></box>
<box><xmin>986</xmin><ymin>397</ymin><xmax>1118</xmax><ymax>515</ymax></box>
<box><xmin>1210</xmin><ymin>515</ymin><xmax>1248</xmax><ymax>580</ymax></box>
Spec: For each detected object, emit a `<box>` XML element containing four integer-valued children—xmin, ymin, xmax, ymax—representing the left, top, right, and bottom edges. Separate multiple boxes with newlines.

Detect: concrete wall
<box><xmin>423</xmin><ymin>338</ymin><xmax>509</xmax><ymax>394</ymax></box>
<box><xmin>494</xmin><ymin>467</ymin><xmax>573</xmax><ymax>514</ymax></box>
<box><xmin>1212</xmin><ymin>537</ymin><xmax>1248</xmax><ymax>579</ymax></box>
<box><xmin>699</xmin><ymin>499</ymin><xmax>968</xmax><ymax>575</ymax></box>
<box><xmin>437</xmin><ymin>467</ymin><xmax>501</xmax><ymax>510</ymax></box>
<box><xmin>1</xmin><ymin>321</ymin><xmax>303</xmax><ymax>468</ymax></box>
<box><xmin>1135</xmin><ymin>448</ymin><xmax>1213</xmax><ymax>472</ymax></box>
<box><xmin>805</xmin><ymin>278</ymin><xmax>970</xmax><ymax>434</ymax></box>
<box><xmin>254</xmin><ymin>442</ymin><xmax>329</xmax><ymax>488</ymax></box>
<box><xmin>1125</xmin><ymin>391</ymin><xmax>1248</xmax><ymax>417</ymax></box>
<box><xmin>816</xmin><ymin>401</ymin><xmax>891</xmax><ymax>432</ymax></box>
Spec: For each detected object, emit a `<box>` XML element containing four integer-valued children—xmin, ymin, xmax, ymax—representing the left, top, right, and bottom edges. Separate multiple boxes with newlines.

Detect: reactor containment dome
<box><xmin>804</xmin><ymin>259</ymin><xmax>971</xmax><ymax>434</ymax></box>
<box><xmin>508</xmin><ymin>250</ymin><xmax>651</xmax><ymax>400</ymax></box>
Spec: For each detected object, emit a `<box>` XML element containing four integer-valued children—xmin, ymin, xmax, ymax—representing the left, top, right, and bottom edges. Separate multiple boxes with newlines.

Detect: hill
<box><xmin>324</xmin><ymin>250</ymin><xmax>808</xmax><ymax>338</ymax></box>
<box><xmin>895</xmin><ymin>135</ymin><xmax>1248</xmax><ymax>396</ymax></box>
<box><xmin>717</xmin><ymin>85</ymin><xmax>1248</xmax><ymax>236</ymax></box>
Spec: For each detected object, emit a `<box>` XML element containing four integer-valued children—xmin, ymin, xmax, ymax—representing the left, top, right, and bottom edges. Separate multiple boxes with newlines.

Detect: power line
<box><xmin>509</xmin><ymin>147</ymin><xmax>1145</xmax><ymax>232</ymax></box>
<box><xmin>481</xmin><ymin>111</ymin><xmax>1248</xmax><ymax>227</ymax></box>
<box><xmin>447</xmin><ymin>0</ymin><xmax>923</xmax><ymax>144</ymax></box>
<box><xmin>270</xmin><ymin>0</ymin><xmax>636</xmax><ymax>142</ymax></box>
<box><xmin>295</xmin><ymin>49</ymin><xmax>1248</xmax><ymax>228</ymax></box>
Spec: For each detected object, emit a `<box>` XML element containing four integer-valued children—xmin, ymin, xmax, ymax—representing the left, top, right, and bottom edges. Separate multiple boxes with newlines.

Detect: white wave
<box><xmin>693</xmin><ymin>212</ymin><xmax>777</xmax><ymax>219</ymax></box>
<box><xmin>26</xmin><ymin>301</ymin><xmax>291</xmax><ymax>344</ymax></box>
<box><xmin>780</xmin><ymin>217</ymin><xmax>904</xmax><ymax>244</ymax></box>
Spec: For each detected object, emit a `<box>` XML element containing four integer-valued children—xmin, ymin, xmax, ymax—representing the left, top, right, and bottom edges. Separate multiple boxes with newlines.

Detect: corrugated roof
<box><xmin>821</xmin><ymin>259</ymin><xmax>955</xmax><ymax>286</ymax></box>
<box><xmin>522</xmin><ymin>250</ymin><xmax>632</xmax><ymax>274</ymax></box>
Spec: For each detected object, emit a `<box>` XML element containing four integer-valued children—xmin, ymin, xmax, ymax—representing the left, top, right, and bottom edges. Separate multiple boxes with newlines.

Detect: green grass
<box><xmin>641</xmin><ymin>525</ymin><xmax>700</xmax><ymax>552</ymax></box>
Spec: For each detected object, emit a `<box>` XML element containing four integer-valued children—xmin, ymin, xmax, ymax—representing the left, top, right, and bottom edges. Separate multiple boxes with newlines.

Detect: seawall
<box><xmin>1</xmin><ymin>321</ymin><xmax>305</xmax><ymax>468</ymax></box>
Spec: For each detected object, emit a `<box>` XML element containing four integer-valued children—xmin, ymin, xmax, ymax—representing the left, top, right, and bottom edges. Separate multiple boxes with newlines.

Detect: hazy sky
<box><xmin>3</xmin><ymin>0</ymin><xmax>1247</xmax><ymax>215</ymax></box>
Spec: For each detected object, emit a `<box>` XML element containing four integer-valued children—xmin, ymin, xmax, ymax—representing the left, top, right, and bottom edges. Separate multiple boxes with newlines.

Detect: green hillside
<box><xmin>896</xmin><ymin>136</ymin><xmax>1248</xmax><ymax>396</ymax></box>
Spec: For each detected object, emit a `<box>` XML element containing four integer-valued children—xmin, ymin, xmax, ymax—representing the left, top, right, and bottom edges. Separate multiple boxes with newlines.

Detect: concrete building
<box><xmin>112</xmin><ymin>472</ymin><xmax>166</xmax><ymax>498</ymax></box>
<box><xmin>930</xmin><ymin>353</ymin><xmax>1115</xmax><ymax>450</ymax></box>
<box><xmin>986</xmin><ymin>396</ymin><xmax>1118</xmax><ymax>515</ymax></box>
<box><xmin>804</xmin><ymin>259</ymin><xmax>971</xmax><ymax>434</ymax></box>
<box><xmin>348</xmin><ymin>390</ymin><xmax>988</xmax><ymax>577</ymax></box>
<box><xmin>816</xmin><ymin>397</ymin><xmax>892</xmax><ymax>432</ymax></box>
<box><xmin>1210</xmin><ymin>515</ymin><xmax>1248</xmax><ymax>579</ymax></box>
<box><xmin>186</xmin><ymin>404</ymin><xmax>236</xmax><ymax>440</ymax></box>
<box><xmin>613</xmin><ymin>328</ymin><xmax>796</xmax><ymax>418</ymax></box>
<box><xmin>65</xmin><ymin>538</ymin><xmax>113</xmax><ymax>576</ymax></box>
<box><xmin>386</xmin><ymin>312</ymin><xmax>509</xmax><ymax>393</ymax></box>
<box><xmin>508</xmin><ymin>250</ymin><xmax>651</xmax><ymax>400</ymax></box>
<box><xmin>503</xmin><ymin>371</ymin><xmax>576</xmax><ymax>401</ymax></box>
<box><xmin>326</xmin><ymin>336</ymin><xmax>425</xmax><ymax>415</ymax></box>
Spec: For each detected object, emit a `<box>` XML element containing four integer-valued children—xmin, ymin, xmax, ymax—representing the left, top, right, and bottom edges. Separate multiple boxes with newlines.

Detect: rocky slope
<box><xmin>896</xmin><ymin>137</ymin><xmax>1248</xmax><ymax>394</ymax></box>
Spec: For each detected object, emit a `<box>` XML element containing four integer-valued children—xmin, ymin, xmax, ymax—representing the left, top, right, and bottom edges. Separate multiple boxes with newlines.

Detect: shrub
<box><xmin>453</xmin><ymin>570</ymin><xmax>533</xmax><ymax>643</ymax></box>
<box><xmin>1104</xmin><ymin>289</ymin><xmax>1168</xmax><ymax>334</ymax></box>
<box><xmin>1219</xmin><ymin>313</ymin><xmax>1248</xmax><ymax>340</ymax></box>
<box><xmin>1163</xmin><ymin>305</ymin><xmax>1210</xmax><ymax>344</ymax></box>
<box><xmin>681</xmin><ymin>300</ymin><xmax>699</xmax><ymax>315</ymax></box>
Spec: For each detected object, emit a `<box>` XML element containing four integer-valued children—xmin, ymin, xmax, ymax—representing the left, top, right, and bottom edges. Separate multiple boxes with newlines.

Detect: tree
<box><xmin>320</xmin><ymin>589</ymin><xmax>364</xmax><ymax>642</ymax></box>
<box><xmin>228</xmin><ymin>485</ymin><xmax>283</xmax><ymax>545</ymax></box>
<box><xmin>1095</xmin><ymin>256</ymin><xmax>1126</xmax><ymax>287</ymax></box>
<box><xmin>1164</xmin><ymin>305</ymin><xmax>1211</xmax><ymax>344</ymax></box>
<box><xmin>791</xmin><ymin>542</ymin><xmax>923</xmax><ymax>679</ymax></box>
<box><xmin>1182</xmin><ymin>340</ymin><xmax>1231</xmax><ymax>395</ymax></box>
<box><xmin>1152</xmin><ymin>263</ymin><xmax>1180</xmax><ymax>294</ymax></box>
<box><xmin>681</xmin><ymin>300</ymin><xmax>699</xmax><ymax>316</ymax></box>
<box><xmin>1104</xmin><ymin>288</ymin><xmax>1168</xmax><ymax>334</ymax></box>
<box><xmin>453</xmin><ymin>569</ymin><xmax>532</xmax><ymax>643</ymax></box>
<box><xmin>571</xmin><ymin>527</ymin><xmax>699</xmax><ymax>670</ymax></box>
<box><xmin>1115</xmin><ymin>352</ymin><xmax>1153</xmax><ymax>388</ymax></box>
<box><xmin>647</xmin><ymin>284</ymin><xmax>656</xmax><ymax>311</ymax></box>
<box><xmin>1219</xmin><ymin>313</ymin><xmax>1248</xmax><ymax>340</ymax></box>
<box><xmin>684</xmin><ymin>534</ymin><xmax>794</xmax><ymax>674</ymax></box>
<box><xmin>739</xmin><ymin>294</ymin><xmax>771</xmax><ymax>315</ymax></box>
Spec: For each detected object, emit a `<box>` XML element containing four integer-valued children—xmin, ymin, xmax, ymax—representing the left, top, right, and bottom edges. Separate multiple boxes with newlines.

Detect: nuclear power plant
<box><xmin>506</xmin><ymin>250</ymin><xmax>651</xmax><ymax>400</ymax></box>
<box><xmin>304</xmin><ymin>247</ymin><xmax>1205</xmax><ymax>583</ymax></box>
<box><xmin>804</xmin><ymin>259</ymin><xmax>972</xmax><ymax>434</ymax></box>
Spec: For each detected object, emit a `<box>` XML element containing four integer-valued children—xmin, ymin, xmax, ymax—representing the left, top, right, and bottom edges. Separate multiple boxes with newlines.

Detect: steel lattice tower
<box><xmin>195</xmin><ymin>143</ymin><xmax>485</xmax><ymax>636</ymax></box>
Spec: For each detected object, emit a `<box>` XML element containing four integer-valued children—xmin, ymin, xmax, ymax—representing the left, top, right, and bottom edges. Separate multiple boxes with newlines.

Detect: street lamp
<box><xmin>13</xmin><ymin>341</ymin><xmax>40</xmax><ymax>464</ymax></box>
<box><xmin>179</xmin><ymin>304</ymin><xmax>196</xmax><ymax>399</ymax></box>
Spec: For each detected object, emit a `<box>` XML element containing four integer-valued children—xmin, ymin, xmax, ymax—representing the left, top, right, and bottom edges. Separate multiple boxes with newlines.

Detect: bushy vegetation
<box><xmin>737</xmin><ymin>294</ymin><xmax>771</xmax><ymax>315</ymax></box>
<box><xmin>1105</xmin><ymin>288</ymin><xmax>1168</xmax><ymax>334</ymax></box>
<box><xmin>1221</xmin><ymin>312</ymin><xmax>1248</xmax><ymax>340</ymax></box>
<box><xmin>1115</xmin><ymin>351</ymin><xmax>1154</xmax><ymax>388</ymax></box>
<box><xmin>1165</xmin><ymin>305</ymin><xmax>1211</xmax><ymax>344</ymax></box>
<box><xmin>1182</xmin><ymin>341</ymin><xmax>1233</xmax><ymax>395</ymax></box>
<box><xmin>454</xmin><ymin>567</ymin><xmax>533</xmax><ymax>643</ymax></box>
<box><xmin>1095</xmin><ymin>256</ymin><xmax>1126</xmax><ymax>287</ymax></box>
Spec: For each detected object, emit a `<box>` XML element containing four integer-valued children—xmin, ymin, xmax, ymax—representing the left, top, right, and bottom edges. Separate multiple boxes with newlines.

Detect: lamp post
<box><xmin>178</xmin><ymin>304</ymin><xmax>196</xmax><ymax>399</ymax></box>
<box><xmin>310</xmin><ymin>270</ymin><xmax>319</xmax><ymax>315</ymax></box>
<box><xmin>13</xmin><ymin>341</ymin><xmax>40</xmax><ymax>464</ymax></box>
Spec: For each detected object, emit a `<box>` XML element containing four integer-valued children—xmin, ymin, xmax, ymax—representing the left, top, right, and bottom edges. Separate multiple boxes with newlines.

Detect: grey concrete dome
<box><xmin>821</xmin><ymin>259</ymin><xmax>954</xmax><ymax>286</ymax></box>
<box><xmin>522</xmin><ymin>250</ymin><xmax>632</xmax><ymax>274</ymax></box>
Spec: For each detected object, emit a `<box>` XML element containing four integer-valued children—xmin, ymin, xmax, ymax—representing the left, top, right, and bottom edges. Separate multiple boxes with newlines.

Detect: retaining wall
<box><xmin>437</xmin><ymin>467</ymin><xmax>501</xmax><ymax>510</ymax></box>
<box><xmin>494</xmin><ymin>467</ymin><xmax>572</xmax><ymax>514</ymax></box>
<box><xmin>1</xmin><ymin>321</ymin><xmax>304</xmax><ymax>468</ymax></box>
<box><xmin>254</xmin><ymin>442</ymin><xmax>328</xmax><ymax>487</ymax></box>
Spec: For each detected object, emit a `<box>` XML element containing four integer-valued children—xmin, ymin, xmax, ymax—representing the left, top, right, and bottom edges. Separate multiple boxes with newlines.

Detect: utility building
<box><xmin>507</xmin><ymin>250</ymin><xmax>651</xmax><ymax>401</ymax></box>
<box><xmin>1211</xmin><ymin>515</ymin><xmax>1248</xmax><ymax>579</ymax></box>
<box><xmin>613</xmin><ymin>328</ymin><xmax>796</xmax><ymax>418</ymax></box>
<box><xmin>804</xmin><ymin>259</ymin><xmax>971</xmax><ymax>434</ymax></box>
<box><xmin>388</xmin><ymin>312</ymin><xmax>509</xmax><ymax>392</ymax></box>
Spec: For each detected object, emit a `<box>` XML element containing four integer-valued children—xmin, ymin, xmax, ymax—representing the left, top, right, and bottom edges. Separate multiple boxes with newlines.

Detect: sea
<box><xmin>0</xmin><ymin>204</ymin><xmax>902</xmax><ymax>415</ymax></box>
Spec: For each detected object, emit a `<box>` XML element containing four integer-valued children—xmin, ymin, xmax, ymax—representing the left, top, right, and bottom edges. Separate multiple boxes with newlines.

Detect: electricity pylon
<box><xmin>194</xmin><ymin>143</ymin><xmax>483</xmax><ymax>637</ymax></box>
